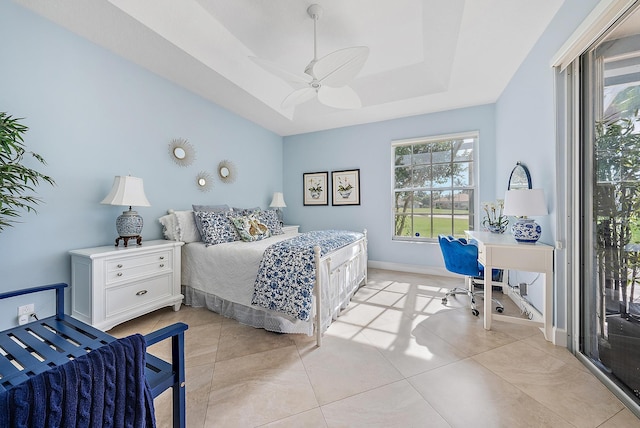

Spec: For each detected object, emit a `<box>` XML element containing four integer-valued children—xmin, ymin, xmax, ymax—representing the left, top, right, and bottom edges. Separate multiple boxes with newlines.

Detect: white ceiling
<box><xmin>14</xmin><ymin>0</ymin><xmax>565</xmax><ymax>136</ymax></box>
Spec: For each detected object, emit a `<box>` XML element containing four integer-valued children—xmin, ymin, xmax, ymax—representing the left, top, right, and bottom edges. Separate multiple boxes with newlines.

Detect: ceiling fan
<box><xmin>251</xmin><ymin>4</ymin><xmax>369</xmax><ymax>110</ymax></box>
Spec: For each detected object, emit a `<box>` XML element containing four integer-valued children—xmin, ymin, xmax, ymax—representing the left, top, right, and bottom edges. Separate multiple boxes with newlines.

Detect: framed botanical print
<box><xmin>332</xmin><ymin>169</ymin><xmax>360</xmax><ymax>206</ymax></box>
<box><xmin>303</xmin><ymin>171</ymin><xmax>329</xmax><ymax>205</ymax></box>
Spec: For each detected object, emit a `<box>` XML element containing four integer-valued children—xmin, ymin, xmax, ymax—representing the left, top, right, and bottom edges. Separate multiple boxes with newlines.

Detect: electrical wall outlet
<box><xmin>519</xmin><ymin>282</ymin><xmax>528</xmax><ymax>296</ymax></box>
<box><xmin>18</xmin><ymin>303</ymin><xmax>34</xmax><ymax>316</ymax></box>
<box><xmin>18</xmin><ymin>314</ymin><xmax>30</xmax><ymax>325</ymax></box>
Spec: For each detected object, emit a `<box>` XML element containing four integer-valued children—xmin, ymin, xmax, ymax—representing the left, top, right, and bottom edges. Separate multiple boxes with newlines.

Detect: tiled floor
<box><xmin>108</xmin><ymin>269</ymin><xmax>640</xmax><ymax>427</ymax></box>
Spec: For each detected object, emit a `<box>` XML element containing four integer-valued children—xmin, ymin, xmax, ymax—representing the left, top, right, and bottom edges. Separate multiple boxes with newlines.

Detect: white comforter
<box><xmin>181</xmin><ymin>234</ymin><xmax>294</xmax><ymax>307</ymax></box>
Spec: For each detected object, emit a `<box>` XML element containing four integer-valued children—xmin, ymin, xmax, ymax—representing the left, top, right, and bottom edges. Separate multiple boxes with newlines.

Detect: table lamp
<box><xmin>503</xmin><ymin>189</ymin><xmax>547</xmax><ymax>243</ymax></box>
<box><xmin>269</xmin><ymin>192</ymin><xmax>287</xmax><ymax>226</ymax></box>
<box><xmin>101</xmin><ymin>175</ymin><xmax>151</xmax><ymax>247</ymax></box>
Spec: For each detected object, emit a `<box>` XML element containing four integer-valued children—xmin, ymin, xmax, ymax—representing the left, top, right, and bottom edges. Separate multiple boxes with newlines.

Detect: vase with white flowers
<box><xmin>481</xmin><ymin>199</ymin><xmax>508</xmax><ymax>234</ymax></box>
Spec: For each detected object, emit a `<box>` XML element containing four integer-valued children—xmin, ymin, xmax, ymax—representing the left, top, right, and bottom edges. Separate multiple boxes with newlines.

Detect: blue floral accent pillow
<box><xmin>231</xmin><ymin>214</ymin><xmax>271</xmax><ymax>242</ymax></box>
<box><xmin>232</xmin><ymin>206</ymin><xmax>260</xmax><ymax>216</ymax></box>
<box><xmin>257</xmin><ymin>209</ymin><xmax>283</xmax><ymax>235</ymax></box>
<box><xmin>194</xmin><ymin>211</ymin><xmax>239</xmax><ymax>246</ymax></box>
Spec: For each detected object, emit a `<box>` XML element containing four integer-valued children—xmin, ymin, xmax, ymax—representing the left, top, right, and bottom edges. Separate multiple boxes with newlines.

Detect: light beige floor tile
<box><xmin>300</xmin><ymin>334</ymin><xmax>404</xmax><ymax>405</ymax></box>
<box><xmin>215</xmin><ymin>319</ymin><xmax>296</xmax><ymax>362</ymax></box>
<box><xmin>349</xmin><ymin>286</ymin><xmax>380</xmax><ymax>302</ymax></box>
<box><xmin>259</xmin><ymin>408</ymin><xmax>327</xmax><ymax>427</ymax></box>
<box><xmin>417</xmin><ymin>307</ymin><xmax>520</xmax><ymax>355</ymax></box>
<box><xmin>598</xmin><ymin>408</ymin><xmax>640</xmax><ymax>427</ymax></box>
<box><xmin>382</xmin><ymin>276</ymin><xmax>457</xmax><ymax>296</ymax></box>
<box><xmin>154</xmin><ymin>363</ymin><xmax>214</xmax><ymax>428</ymax></box>
<box><xmin>521</xmin><ymin>334</ymin><xmax>591</xmax><ymax>373</ymax></box>
<box><xmin>335</xmin><ymin>300</ymin><xmax>389</xmax><ymax>328</ymax></box>
<box><xmin>148</xmin><ymin>321</ymin><xmax>221</xmax><ymax>368</ymax></box>
<box><xmin>361</xmin><ymin>320</ymin><xmax>469</xmax><ymax>377</ymax></box>
<box><xmin>107</xmin><ymin>309</ymin><xmax>166</xmax><ymax>337</ymax></box>
<box><xmin>206</xmin><ymin>345</ymin><xmax>317</xmax><ymax>427</ymax></box>
<box><xmin>362</xmin><ymin>289</ymin><xmax>407</xmax><ymax>307</ymax></box>
<box><xmin>409</xmin><ymin>358</ymin><xmax>574</xmax><ymax>427</ymax></box>
<box><xmin>473</xmin><ymin>340</ymin><xmax>625</xmax><ymax>427</ymax></box>
<box><xmin>152</xmin><ymin>305</ymin><xmax>224</xmax><ymax>330</ymax></box>
<box><xmin>322</xmin><ymin>380</ymin><xmax>450</xmax><ymax>428</ymax></box>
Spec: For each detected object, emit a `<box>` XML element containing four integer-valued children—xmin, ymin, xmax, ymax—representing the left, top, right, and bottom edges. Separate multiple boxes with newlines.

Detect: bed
<box><xmin>159</xmin><ymin>208</ymin><xmax>367</xmax><ymax>346</ymax></box>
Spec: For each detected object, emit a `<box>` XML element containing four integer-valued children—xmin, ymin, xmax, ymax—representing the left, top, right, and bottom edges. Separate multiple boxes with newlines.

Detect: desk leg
<box><xmin>544</xmin><ymin>271</ymin><xmax>553</xmax><ymax>343</ymax></box>
<box><xmin>484</xmin><ymin>265</ymin><xmax>493</xmax><ymax>330</ymax></box>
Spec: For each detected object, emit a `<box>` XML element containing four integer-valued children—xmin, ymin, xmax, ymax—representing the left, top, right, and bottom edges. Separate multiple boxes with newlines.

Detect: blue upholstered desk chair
<box><xmin>438</xmin><ymin>235</ymin><xmax>504</xmax><ymax>316</ymax></box>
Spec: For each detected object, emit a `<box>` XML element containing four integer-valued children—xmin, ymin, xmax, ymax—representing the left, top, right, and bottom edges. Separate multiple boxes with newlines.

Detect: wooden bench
<box><xmin>0</xmin><ymin>283</ymin><xmax>187</xmax><ymax>427</ymax></box>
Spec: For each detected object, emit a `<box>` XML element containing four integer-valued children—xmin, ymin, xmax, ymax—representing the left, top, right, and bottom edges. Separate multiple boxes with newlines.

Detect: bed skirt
<box><xmin>182</xmin><ymin>270</ymin><xmax>363</xmax><ymax>336</ymax></box>
<box><xmin>183</xmin><ymin>286</ymin><xmax>316</xmax><ymax>335</ymax></box>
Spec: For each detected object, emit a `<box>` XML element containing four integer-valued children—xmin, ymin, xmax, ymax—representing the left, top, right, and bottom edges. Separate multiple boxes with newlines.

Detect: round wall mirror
<box><xmin>196</xmin><ymin>171</ymin><xmax>212</xmax><ymax>192</ymax></box>
<box><xmin>168</xmin><ymin>138</ymin><xmax>195</xmax><ymax>167</ymax></box>
<box><xmin>508</xmin><ymin>162</ymin><xmax>532</xmax><ymax>190</ymax></box>
<box><xmin>217</xmin><ymin>160</ymin><xmax>236</xmax><ymax>183</ymax></box>
<box><xmin>173</xmin><ymin>147</ymin><xmax>186</xmax><ymax>159</ymax></box>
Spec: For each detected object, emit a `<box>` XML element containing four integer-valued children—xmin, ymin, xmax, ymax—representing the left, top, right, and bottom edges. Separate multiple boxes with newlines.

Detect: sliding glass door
<box><xmin>580</xmin><ymin>7</ymin><xmax>640</xmax><ymax>405</ymax></box>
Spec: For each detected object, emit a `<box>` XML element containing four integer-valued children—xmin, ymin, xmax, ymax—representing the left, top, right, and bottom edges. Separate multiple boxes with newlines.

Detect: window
<box><xmin>392</xmin><ymin>132</ymin><xmax>477</xmax><ymax>241</ymax></box>
<box><xmin>579</xmin><ymin>11</ymin><xmax>640</xmax><ymax>409</ymax></box>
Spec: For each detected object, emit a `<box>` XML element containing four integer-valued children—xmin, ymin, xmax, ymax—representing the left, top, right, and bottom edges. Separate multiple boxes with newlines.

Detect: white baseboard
<box><xmin>553</xmin><ymin>327</ymin><xmax>568</xmax><ymax>347</ymax></box>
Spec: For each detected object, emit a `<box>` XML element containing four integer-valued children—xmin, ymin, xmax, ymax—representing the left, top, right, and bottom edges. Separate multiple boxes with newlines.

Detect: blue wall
<box><xmin>495</xmin><ymin>0</ymin><xmax>601</xmax><ymax>330</ymax></box>
<box><xmin>0</xmin><ymin>2</ymin><xmax>282</xmax><ymax>327</ymax></box>
<box><xmin>283</xmin><ymin>104</ymin><xmax>496</xmax><ymax>269</ymax></box>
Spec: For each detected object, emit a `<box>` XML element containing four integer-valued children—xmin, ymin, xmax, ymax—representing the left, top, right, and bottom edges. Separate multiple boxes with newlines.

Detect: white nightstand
<box><xmin>282</xmin><ymin>225</ymin><xmax>299</xmax><ymax>234</ymax></box>
<box><xmin>70</xmin><ymin>240</ymin><xmax>184</xmax><ymax>331</ymax></box>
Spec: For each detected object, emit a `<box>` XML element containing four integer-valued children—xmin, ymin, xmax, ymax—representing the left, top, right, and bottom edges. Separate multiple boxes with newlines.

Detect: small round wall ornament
<box><xmin>217</xmin><ymin>160</ymin><xmax>236</xmax><ymax>183</ymax></box>
<box><xmin>168</xmin><ymin>138</ymin><xmax>196</xmax><ymax>167</ymax></box>
<box><xmin>196</xmin><ymin>171</ymin><xmax>213</xmax><ymax>192</ymax></box>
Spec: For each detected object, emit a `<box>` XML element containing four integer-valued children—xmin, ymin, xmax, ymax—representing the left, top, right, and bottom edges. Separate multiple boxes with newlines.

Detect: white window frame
<box><xmin>391</xmin><ymin>131</ymin><xmax>478</xmax><ymax>242</ymax></box>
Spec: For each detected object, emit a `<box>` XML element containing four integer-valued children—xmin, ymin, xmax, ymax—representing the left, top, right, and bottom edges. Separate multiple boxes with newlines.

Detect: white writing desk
<box><xmin>466</xmin><ymin>231</ymin><xmax>554</xmax><ymax>343</ymax></box>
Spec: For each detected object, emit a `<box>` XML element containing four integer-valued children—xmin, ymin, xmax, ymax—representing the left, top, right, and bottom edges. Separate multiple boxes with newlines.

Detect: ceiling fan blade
<box><xmin>317</xmin><ymin>86</ymin><xmax>362</xmax><ymax>109</ymax></box>
<box><xmin>313</xmin><ymin>46</ymin><xmax>369</xmax><ymax>87</ymax></box>
<box><xmin>250</xmin><ymin>56</ymin><xmax>311</xmax><ymax>87</ymax></box>
<box><xmin>281</xmin><ymin>87</ymin><xmax>317</xmax><ymax>109</ymax></box>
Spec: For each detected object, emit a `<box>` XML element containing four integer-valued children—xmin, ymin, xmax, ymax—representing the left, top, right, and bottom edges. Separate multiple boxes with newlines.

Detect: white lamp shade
<box><xmin>269</xmin><ymin>192</ymin><xmax>287</xmax><ymax>208</ymax></box>
<box><xmin>503</xmin><ymin>189</ymin><xmax>547</xmax><ymax>217</ymax></box>
<box><xmin>101</xmin><ymin>176</ymin><xmax>151</xmax><ymax>207</ymax></box>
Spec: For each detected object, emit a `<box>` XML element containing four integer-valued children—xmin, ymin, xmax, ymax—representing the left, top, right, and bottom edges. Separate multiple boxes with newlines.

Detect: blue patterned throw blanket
<box><xmin>252</xmin><ymin>230</ymin><xmax>364</xmax><ymax>321</ymax></box>
<box><xmin>0</xmin><ymin>334</ymin><xmax>155</xmax><ymax>428</ymax></box>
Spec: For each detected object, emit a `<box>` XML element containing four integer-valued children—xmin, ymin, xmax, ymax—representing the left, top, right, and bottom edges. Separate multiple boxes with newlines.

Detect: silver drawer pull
<box><xmin>159</xmin><ymin>263</ymin><xmax>165</xmax><ymax>268</ymax></box>
<box><xmin>159</xmin><ymin>256</ymin><xmax>165</xmax><ymax>260</ymax></box>
<box><xmin>117</xmin><ymin>272</ymin><xmax>123</xmax><ymax>277</ymax></box>
<box><xmin>136</xmin><ymin>290</ymin><xmax>148</xmax><ymax>296</ymax></box>
<box><xmin>117</xmin><ymin>264</ymin><xmax>123</xmax><ymax>268</ymax></box>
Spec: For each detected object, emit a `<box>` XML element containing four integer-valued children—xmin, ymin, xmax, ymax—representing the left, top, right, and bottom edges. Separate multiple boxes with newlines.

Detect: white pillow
<box><xmin>158</xmin><ymin>214</ymin><xmax>178</xmax><ymax>240</ymax></box>
<box><xmin>172</xmin><ymin>210</ymin><xmax>201</xmax><ymax>243</ymax></box>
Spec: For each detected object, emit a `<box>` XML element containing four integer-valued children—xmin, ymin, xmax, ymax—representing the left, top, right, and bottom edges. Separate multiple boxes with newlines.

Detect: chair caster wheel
<box><xmin>471</xmin><ymin>309</ymin><xmax>479</xmax><ymax>316</ymax></box>
<box><xmin>496</xmin><ymin>306</ymin><xmax>504</xmax><ymax>313</ymax></box>
<box><xmin>441</xmin><ymin>298</ymin><xmax>448</xmax><ymax>305</ymax></box>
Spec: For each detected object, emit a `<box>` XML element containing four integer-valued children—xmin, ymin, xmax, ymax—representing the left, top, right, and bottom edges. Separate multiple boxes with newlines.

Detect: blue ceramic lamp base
<box><xmin>511</xmin><ymin>218</ymin><xmax>541</xmax><ymax>243</ymax></box>
<box><xmin>114</xmin><ymin>208</ymin><xmax>144</xmax><ymax>247</ymax></box>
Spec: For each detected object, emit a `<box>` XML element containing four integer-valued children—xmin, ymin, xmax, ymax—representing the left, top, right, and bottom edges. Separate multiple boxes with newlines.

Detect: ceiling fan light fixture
<box><xmin>252</xmin><ymin>3</ymin><xmax>368</xmax><ymax>110</ymax></box>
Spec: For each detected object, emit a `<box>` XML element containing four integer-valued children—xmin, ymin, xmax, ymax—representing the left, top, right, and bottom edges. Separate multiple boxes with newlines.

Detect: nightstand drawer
<box><xmin>106</xmin><ymin>252</ymin><xmax>172</xmax><ymax>285</ymax></box>
<box><xmin>106</xmin><ymin>250</ymin><xmax>171</xmax><ymax>272</ymax></box>
<box><xmin>105</xmin><ymin>275</ymin><xmax>172</xmax><ymax>317</ymax></box>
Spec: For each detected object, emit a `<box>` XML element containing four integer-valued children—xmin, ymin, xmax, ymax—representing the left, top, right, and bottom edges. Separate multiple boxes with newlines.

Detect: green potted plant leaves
<box><xmin>0</xmin><ymin>112</ymin><xmax>55</xmax><ymax>232</ymax></box>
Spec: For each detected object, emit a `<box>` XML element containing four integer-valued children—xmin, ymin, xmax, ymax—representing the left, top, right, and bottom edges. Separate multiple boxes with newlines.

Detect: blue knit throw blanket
<box><xmin>0</xmin><ymin>334</ymin><xmax>155</xmax><ymax>428</ymax></box>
